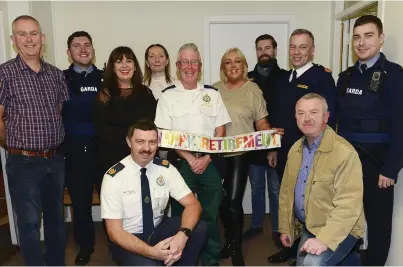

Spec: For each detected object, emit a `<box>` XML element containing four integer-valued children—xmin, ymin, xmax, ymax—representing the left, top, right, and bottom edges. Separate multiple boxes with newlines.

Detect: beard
<box><xmin>258</xmin><ymin>55</ymin><xmax>275</xmax><ymax>67</ymax></box>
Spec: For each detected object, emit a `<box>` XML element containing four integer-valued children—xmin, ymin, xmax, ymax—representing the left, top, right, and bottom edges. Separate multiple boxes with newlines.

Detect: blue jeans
<box><xmin>248</xmin><ymin>164</ymin><xmax>280</xmax><ymax>231</ymax></box>
<box><xmin>6</xmin><ymin>153</ymin><xmax>66</xmax><ymax>266</ymax></box>
<box><xmin>296</xmin><ymin>228</ymin><xmax>360</xmax><ymax>266</ymax></box>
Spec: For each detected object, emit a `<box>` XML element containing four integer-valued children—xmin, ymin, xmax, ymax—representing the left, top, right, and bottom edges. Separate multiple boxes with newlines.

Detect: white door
<box><xmin>203</xmin><ymin>15</ymin><xmax>295</xmax><ymax>214</ymax></box>
<box><xmin>0</xmin><ymin>10</ymin><xmax>20</xmax><ymax>245</ymax></box>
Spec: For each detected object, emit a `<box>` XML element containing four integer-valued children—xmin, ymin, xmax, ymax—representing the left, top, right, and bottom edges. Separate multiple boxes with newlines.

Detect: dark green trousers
<box><xmin>171</xmin><ymin>161</ymin><xmax>222</xmax><ymax>266</ymax></box>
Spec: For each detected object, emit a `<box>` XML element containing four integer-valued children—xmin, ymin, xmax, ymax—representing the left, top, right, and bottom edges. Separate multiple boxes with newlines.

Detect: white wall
<box><xmin>52</xmin><ymin>1</ymin><xmax>333</xmax><ymax>74</ymax></box>
<box><xmin>0</xmin><ymin>1</ymin><xmax>11</xmax><ymax>60</ymax></box>
<box><xmin>31</xmin><ymin>1</ymin><xmax>55</xmax><ymax>65</ymax></box>
<box><xmin>382</xmin><ymin>2</ymin><xmax>403</xmax><ymax>265</ymax></box>
<box><xmin>383</xmin><ymin>2</ymin><xmax>403</xmax><ymax>65</ymax></box>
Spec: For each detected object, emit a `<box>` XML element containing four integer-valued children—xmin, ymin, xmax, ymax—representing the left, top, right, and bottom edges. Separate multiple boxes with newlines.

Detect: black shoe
<box><xmin>267</xmin><ymin>247</ymin><xmax>292</xmax><ymax>263</ymax></box>
<box><xmin>75</xmin><ymin>250</ymin><xmax>93</xmax><ymax>266</ymax></box>
<box><xmin>220</xmin><ymin>242</ymin><xmax>233</xmax><ymax>259</ymax></box>
<box><xmin>231</xmin><ymin>244</ymin><xmax>245</xmax><ymax>266</ymax></box>
<box><xmin>242</xmin><ymin>227</ymin><xmax>263</xmax><ymax>241</ymax></box>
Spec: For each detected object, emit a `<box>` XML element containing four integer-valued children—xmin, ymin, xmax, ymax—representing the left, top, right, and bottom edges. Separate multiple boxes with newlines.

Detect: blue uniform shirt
<box><xmin>294</xmin><ymin>133</ymin><xmax>323</xmax><ymax>223</ymax></box>
<box><xmin>358</xmin><ymin>53</ymin><xmax>380</xmax><ymax>72</ymax></box>
<box><xmin>73</xmin><ymin>64</ymin><xmax>94</xmax><ymax>77</ymax></box>
<box><xmin>337</xmin><ymin>52</ymin><xmax>403</xmax><ymax>180</ymax></box>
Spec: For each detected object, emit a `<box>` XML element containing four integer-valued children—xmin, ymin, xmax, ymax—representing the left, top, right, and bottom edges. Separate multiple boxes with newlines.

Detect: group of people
<box><xmin>0</xmin><ymin>12</ymin><xmax>401</xmax><ymax>267</ymax></box>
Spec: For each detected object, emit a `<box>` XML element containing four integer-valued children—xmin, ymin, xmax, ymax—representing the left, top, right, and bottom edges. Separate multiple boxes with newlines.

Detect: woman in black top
<box><xmin>93</xmin><ymin>46</ymin><xmax>157</xmax><ymax>174</ymax></box>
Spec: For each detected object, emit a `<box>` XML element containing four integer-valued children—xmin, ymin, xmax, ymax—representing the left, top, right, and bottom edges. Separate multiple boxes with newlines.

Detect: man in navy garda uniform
<box><xmin>62</xmin><ymin>31</ymin><xmax>104</xmax><ymax>265</ymax></box>
<box><xmin>101</xmin><ymin>120</ymin><xmax>207</xmax><ymax>266</ymax></box>
<box><xmin>337</xmin><ymin>15</ymin><xmax>403</xmax><ymax>266</ymax></box>
<box><xmin>268</xmin><ymin>29</ymin><xmax>338</xmax><ymax>264</ymax></box>
<box><xmin>243</xmin><ymin>34</ymin><xmax>285</xmax><ymax>245</ymax></box>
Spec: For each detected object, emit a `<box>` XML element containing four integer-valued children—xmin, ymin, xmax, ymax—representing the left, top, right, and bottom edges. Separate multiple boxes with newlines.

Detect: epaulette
<box><xmin>338</xmin><ymin>66</ymin><xmax>355</xmax><ymax>77</ymax></box>
<box><xmin>161</xmin><ymin>84</ymin><xmax>176</xmax><ymax>93</ymax></box>
<box><xmin>107</xmin><ymin>162</ymin><xmax>125</xmax><ymax>177</ymax></box>
<box><xmin>204</xmin><ymin>85</ymin><xmax>218</xmax><ymax>91</ymax></box>
<box><xmin>153</xmin><ymin>157</ymin><xmax>170</xmax><ymax>168</ymax></box>
<box><xmin>314</xmin><ymin>63</ymin><xmax>332</xmax><ymax>73</ymax></box>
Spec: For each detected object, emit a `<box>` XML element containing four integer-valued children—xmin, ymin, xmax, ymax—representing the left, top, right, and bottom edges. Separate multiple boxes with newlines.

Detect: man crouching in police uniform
<box><xmin>100</xmin><ymin>120</ymin><xmax>207</xmax><ymax>266</ymax></box>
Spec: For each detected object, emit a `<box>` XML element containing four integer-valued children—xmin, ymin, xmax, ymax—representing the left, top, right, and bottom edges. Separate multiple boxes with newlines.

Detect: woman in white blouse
<box><xmin>143</xmin><ymin>44</ymin><xmax>175</xmax><ymax>100</ymax></box>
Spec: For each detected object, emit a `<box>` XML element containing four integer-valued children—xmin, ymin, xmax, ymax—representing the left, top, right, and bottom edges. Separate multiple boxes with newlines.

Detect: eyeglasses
<box><xmin>178</xmin><ymin>60</ymin><xmax>200</xmax><ymax>66</ymax></box>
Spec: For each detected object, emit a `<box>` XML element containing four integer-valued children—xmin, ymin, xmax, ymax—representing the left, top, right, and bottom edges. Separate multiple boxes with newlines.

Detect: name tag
<box><xmin>346</xmin><ymin>88</ymin><xmax>363</xmax><ymax>95</ymax></box>
<box><xmin>297</xmin><ymin>84</ymin><xmax>308</xmax><ymax>89</ymax></box>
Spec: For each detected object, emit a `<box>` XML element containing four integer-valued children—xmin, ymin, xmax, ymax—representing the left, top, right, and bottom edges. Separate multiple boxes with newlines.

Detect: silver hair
<box><xmin>177</xmin><ymin>43</ymin><xmax>201</xmax><ymax>61</ymax></box>
<box><xmin>290</xmin><ymin>28</ymin><xmax>315</xmax><ymax>46</ymax></box>
<box><xmin>298</xmin><ymin>93</ymin><xmax>328</xmax><ymax>111</ymax></box>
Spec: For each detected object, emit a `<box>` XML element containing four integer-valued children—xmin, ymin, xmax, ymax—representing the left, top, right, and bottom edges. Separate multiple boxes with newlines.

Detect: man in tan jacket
<box><xmin>278</xmin><ymin>93</ymin><xmax>365</xmax><ymax>266</ymax></box>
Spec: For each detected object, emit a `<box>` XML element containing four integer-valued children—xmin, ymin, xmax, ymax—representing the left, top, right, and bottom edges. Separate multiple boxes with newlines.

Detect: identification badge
<box><xmin>369</xmin><ymin>71</ymin><xmax>381</xmax><ymax>92</ymax></box>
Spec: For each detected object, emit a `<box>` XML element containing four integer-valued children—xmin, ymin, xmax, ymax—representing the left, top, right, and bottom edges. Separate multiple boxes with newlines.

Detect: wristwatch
<box><xmin>178</xmin><ymin>227</ymin><xmax>192</xmax><ymax>237</ymax></box>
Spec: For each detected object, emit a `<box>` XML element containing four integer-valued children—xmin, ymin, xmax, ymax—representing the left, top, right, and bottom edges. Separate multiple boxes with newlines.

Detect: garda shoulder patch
<box><xmin>107</xmin><ymin>162</ymin><xmax>125</xmax><ymax>177</ymax></box>
<box><xmin>204</xmin><ymin>85</ymin><xmax>218</xmax><ymax>91</ymax></box>
<box><xmin>153</xmin><ymin>157</ymin><xmax>170</xmax><ymax>168</ymax></box>
<box><xmin>162</xmin><ymin>84</ymin><xmax>176</xmax><ymax>93</ymax></box>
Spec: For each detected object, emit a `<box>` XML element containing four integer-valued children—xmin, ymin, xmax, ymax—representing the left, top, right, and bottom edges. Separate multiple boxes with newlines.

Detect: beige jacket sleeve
<box><xmin>278</xmin><ymin>157</ymin><xmax>292</xmax><ymax>236</ymax></box>
<box><xmin>315</xmin><ymin>150</ymin><xmax>364</xmax><ymax>251</ymax></box>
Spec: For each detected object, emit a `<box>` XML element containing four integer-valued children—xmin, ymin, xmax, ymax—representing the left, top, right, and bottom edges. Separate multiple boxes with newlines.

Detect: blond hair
<box><xmin>219</xmin><ymin>47</ymin><xmax>251</xmax><ymax>83</ymax></box>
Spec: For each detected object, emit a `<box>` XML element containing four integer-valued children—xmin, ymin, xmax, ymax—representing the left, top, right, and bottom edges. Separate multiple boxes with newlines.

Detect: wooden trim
<box><xmin>63</xmin><ymin>187</ymin><xmax>100</xmax><ymax>206</ymax></box>
<box><xmin>339</xmin><ymin>21</ymin><xmax>344</xmax><ymax>72</ymax></box>
<box><xmin>335</xmin><ymin>1</ymin><xmax>377</xmax><ymax>21</ymax></box>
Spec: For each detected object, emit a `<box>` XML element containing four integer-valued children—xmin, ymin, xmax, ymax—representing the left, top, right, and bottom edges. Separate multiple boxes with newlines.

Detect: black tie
<box><xmin>291</xmin><ymin>70</ymin><xmax>297</xmax><ymax>82</ymax></box>
<box><xmin>140</xmin><ymin>168</ymin><xmax>154</xmax><ymax>238</ymax></box>
<box><xmin>360</xmin><ymin>64</ymin><xmax>367</xmax><ymax>73</ymax></box>
<box><xmin>81</xmin><ymin>71</ymin><xmax>87</xmax><ymax>77</ymax></box>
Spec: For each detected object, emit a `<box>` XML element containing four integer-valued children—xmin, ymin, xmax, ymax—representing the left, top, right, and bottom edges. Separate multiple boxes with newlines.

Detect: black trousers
<box><xmin>356</xmin><ymin>144</ymin><xmax>394</xmax><ymax>266</ymax></box>
<box><xmin>64</xmin><ymin>137</ymin><xmax>101</xmax><ymax>252</ymax></box>
<box><xmin>219</xmin><ymin>154</ymin><xmax>249</xmax><ymax>244</ymax></box>
<box><xmin>109</xmin><ymin>216</ymin><xmax>207</xmax><ymax>266</ymax></box>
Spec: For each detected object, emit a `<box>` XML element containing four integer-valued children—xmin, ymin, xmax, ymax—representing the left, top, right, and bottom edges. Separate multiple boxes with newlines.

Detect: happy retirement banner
<box><xmin>158</xmin><ymin>129</ymin><xmax>281</xmax><ymax>153</ymax></box>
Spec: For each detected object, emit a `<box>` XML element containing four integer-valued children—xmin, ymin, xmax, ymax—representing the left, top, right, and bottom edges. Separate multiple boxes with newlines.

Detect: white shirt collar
<box><xmin>293</xmin><ymin>61</ymin><xmax>314</xmax><ymax>78</ymax></box>
<box><xmin>128</xmin><ymin>155</ymin><xmax>153</xmax><ymax>174</ymax></box>
<box><xmin>176</xmin><ymin>81</ymin><xmax>203</xmax><ymax>91</ymax></box>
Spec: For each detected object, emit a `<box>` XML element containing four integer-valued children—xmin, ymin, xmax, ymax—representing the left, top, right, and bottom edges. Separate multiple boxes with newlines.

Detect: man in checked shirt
<box><xmin>278</xmin><ymin>93</ymin><xmax>365</xmax><ymax>266</ymax></box>
<box><xmin>0</xmin><ymin>15</ymin><xmax>69</xmax><ymax>265</ymax></box>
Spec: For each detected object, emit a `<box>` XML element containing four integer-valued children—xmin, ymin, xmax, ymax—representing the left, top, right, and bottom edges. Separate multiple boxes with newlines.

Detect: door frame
<box><xmin>0</xmin><ymin>9</ymin><xmax>19</xmax><ymax>246</ymax></box>
<box><xmin>332</xmin><ymin>0</ymin><xmax>385</xmax><ymax>76</ymax></box>
<box><xmin>202</xmin><ymin>14</ymin><xmax>296</xmax><ymax>84</ymax></box>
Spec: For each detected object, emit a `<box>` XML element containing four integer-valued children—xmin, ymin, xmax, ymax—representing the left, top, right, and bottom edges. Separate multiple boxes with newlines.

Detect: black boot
<box><xmin>220</xmin><ymin>241</ymin><xmax>233</xmax><ymax>259</ymax></box>
<box><xmin>230</xmin><ymin>242</ymin><xmax>245</xmax><ymax>266</ymax></box>
<box><xmin>267</xmin><ymin>247</ymin><xmax>292</xmax><ymax>263</ymax></box>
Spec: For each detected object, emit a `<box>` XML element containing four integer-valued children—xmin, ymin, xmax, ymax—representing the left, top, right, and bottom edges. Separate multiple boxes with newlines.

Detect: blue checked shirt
<box><xmin>294</xmin><ymin>133</ymin><xmax>324</xmax><ymax>223</ymax></box>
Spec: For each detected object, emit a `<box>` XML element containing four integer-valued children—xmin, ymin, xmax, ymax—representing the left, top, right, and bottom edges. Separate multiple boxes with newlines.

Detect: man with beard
<box><xmin>243</xmin><ymin>34</ymin><xmax>284</xmax><ymax>246</ymax></box>
<box><xmin>62</xmin><ymin>31</ymin><xmax>104</xmax><ymax>265</ymax></box>
<box><xmin>101</xmin><ymin>120</ymin><xmax>207</xmax><ymax>266</ymax></box>
<box><xmin>267</xmin><ymin>29</ymin><xmax>338</xmax><ymax>264</ymax></box>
